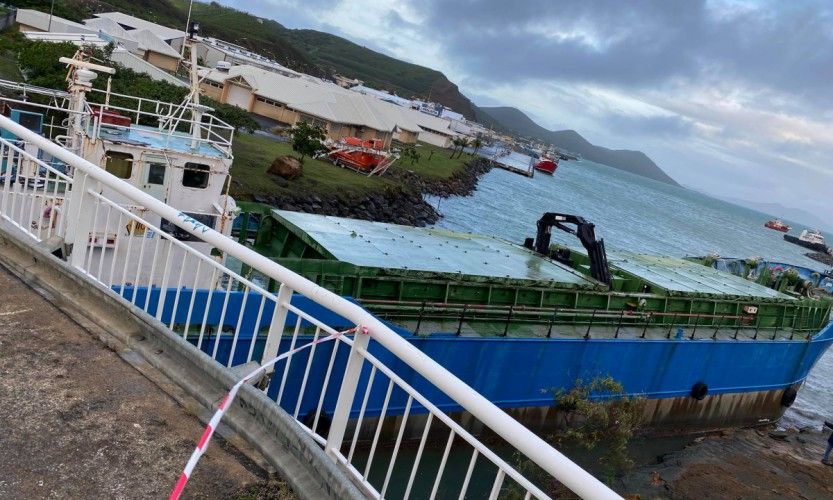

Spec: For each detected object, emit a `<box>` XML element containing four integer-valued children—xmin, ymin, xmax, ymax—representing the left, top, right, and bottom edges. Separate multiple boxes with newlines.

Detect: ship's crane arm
<box><xmin>529</xmin><ymin>212</ymin><xmax>612</xmax><ymax>286</ymax></box>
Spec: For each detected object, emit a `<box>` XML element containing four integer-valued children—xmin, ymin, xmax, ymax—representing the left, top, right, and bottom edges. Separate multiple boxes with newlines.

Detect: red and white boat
<box><xmin>324</xmin><ymin>137</ymin><xmax>398</xmax><ymax>176</ymax></box>
<box><xmin>533</xmin><ymin>155</ymin><xmax>558</xmax><ymax>175</ymax></box>
<box><xmin>765</xmin><ymin>219</ymin><xmax>791</xmax><ymax>233</ymax></box>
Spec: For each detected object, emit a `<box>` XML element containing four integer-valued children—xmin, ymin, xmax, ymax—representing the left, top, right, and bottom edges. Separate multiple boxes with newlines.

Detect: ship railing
<box><xmin>87</xmin><ymin>87</ymin><xmax>235</xmax><ymax>156</ymax></box>
<box><xmin>364</xmin><ymin>299</ymin><xmax>831</xmax><ymax>340</ymax></box>
<box><xmin>0</xmin><ymin>115</ymin><xmax>620</xmax><ymax>499</ymax></box>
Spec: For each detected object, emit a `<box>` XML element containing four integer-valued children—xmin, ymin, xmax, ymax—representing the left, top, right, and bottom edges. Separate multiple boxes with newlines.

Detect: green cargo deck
<box><xmin>273</xmin><ymin>210</ymin><xmax>599</xmax><ymax>288</ymax></box>
<box><xmin>233</xmin><ymin>206</ymin><xmax>831</xmax><ymax>338</ymax></box>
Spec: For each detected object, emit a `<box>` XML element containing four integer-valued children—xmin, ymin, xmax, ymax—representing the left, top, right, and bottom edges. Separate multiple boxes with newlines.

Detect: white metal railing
<box><xmin>86</xmin><ymin>87</ymin><xmax>235</xmax><ymax>156</ymax></box>
<box><xmin>0</xmin><ymin>115</ymin><xmax>620</xmax><ymax>500</ymax></box>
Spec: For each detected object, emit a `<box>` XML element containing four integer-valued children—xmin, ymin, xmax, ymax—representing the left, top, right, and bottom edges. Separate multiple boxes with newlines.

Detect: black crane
<box><xmin>525</xmin><ymin>212</ymin><xmax>612</xmax><ymax>286</ymax></box>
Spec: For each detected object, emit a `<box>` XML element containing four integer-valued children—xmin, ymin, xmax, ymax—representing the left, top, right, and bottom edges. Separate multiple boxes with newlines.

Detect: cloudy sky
<box><xmin>222</xmin><ymin>0</ymin><xmax>832</xmax><ymax>215</ymax></box>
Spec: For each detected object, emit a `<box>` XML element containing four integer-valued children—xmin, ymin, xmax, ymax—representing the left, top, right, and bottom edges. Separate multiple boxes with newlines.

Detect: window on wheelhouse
<box><xmin>147</xmin><ymin>163</ymin><xmax>166</xmax><ymax>185</ymax></box>
<box><xmin>182</xmin><ymin>162</ymin><xmax>209</xmax><ymax>189</ymax></box>
<box><xmin>105</xmin><ymin>151</ymin><xmax>133</xmax><ymax>179</ymax></box>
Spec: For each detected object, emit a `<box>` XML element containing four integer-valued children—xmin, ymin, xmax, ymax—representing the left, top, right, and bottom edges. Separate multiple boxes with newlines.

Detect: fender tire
<box><xmin>691</xmin><ymin>382</ymin><xmax>709</xmax><ymax>401</ymax></box>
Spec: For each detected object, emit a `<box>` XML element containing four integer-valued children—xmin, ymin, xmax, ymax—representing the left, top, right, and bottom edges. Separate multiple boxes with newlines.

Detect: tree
<box><xmin>290</xmin><ymin>121</ymin><xmax>327</xmax><ymax>163</ymax></box>
<box><xmin>450</xmin><ymin>136</ymin><xmax>468</xmax><ymax>158</ymax></box>
<box><xmin>470</xmin><ymin>137</ymin><xmax>484</xmax><ymax>156</ymax></box>
<box><xmin>401</xmin><ymin>145</ymin><xmax>420</xmax><ymax>165</ymax></box>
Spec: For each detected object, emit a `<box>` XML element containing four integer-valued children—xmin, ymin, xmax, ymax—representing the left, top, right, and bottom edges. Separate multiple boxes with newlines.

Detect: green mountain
<box><xmin>476</xmin><ymin>106</ymin><xmax>679</xmax><ymax>186</ymax></box>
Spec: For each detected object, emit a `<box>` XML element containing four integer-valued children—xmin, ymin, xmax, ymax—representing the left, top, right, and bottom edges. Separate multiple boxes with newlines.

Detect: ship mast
<box><xmin>60</xmin><ymin>53</ymin><xmax>116</xmax><ymax>155</ymax></box>
<box><xmin>186</xmin><ymin>21</ymin><xmax>203</xmax><ymax>149</ymax></box>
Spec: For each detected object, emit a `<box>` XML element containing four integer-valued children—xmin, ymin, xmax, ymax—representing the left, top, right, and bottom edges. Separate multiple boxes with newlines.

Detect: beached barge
<box><xmin>230</xmin><ymin>206</ymin><xmax>833</xmax><ymax>432</ymax></box>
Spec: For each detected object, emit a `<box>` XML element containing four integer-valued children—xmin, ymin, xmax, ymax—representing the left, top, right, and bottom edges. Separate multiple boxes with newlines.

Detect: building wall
<box><xmin>17</xmin><ymin>23</ymin><xmax>44</xmax><ymax>32</ymax></box>
<box><xmin>394</xmin><ymin>129</ymin><xmax>418</xmax><ymax>144</ymax></box>
<box><xmin>251</xmin><ymin>98</ymin><xmax>298</xmax><ymax>125</ymax></box>
<box><xmin>418</xmin><ymin>130</ymin><xmax>453</xmax><ymax>148</ymax></box>
<box><xmin>199</xmin><ymin>81</ymin><xmax>224</xmax><ymax>100</ymax></box>
<box><xmin>144</xmin><ymin>51</ymin><xmax>179</xmax><ymax>72</ymax></box>
<box><xmin>111</xmin><ymin>49</ymin><xmax>187</xmax><ymax>88</ymax></box>
<box><xmin>223</xmin><ymin>83</ymin><xmax>254</xmax><ymax>111</ymax></box>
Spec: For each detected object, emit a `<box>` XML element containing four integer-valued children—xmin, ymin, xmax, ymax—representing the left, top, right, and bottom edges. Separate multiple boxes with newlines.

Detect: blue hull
<box><xmin>119</xmin><ymin>287</ymin><xmax>833</xmax><ymax>429</ymax></box>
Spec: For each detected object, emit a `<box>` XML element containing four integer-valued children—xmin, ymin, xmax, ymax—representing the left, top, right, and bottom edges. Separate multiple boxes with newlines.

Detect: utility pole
<box><xmin>48</xmin><ymin>0</ymin><xmax>55</xmax><ymax>31</ymax></box>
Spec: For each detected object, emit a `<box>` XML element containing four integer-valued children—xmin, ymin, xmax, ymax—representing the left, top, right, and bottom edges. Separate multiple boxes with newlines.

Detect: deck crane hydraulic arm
<box><xmin>527</xmin><ymin>212</ymin><xmax>613</xmax><ymax>287</ymax></box>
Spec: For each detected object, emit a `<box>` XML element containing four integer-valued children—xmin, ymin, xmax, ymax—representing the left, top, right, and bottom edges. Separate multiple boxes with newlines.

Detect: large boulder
<box><xmin>268</xmin><ymin>155</ymin><xmax>303</xmax><ymax>180</ymax></box>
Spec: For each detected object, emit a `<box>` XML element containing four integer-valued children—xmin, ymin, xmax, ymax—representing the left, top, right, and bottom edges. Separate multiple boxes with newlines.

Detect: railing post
<box><xmin>326</xmin><ymin>328</ymin><xmax>370</xmax><ymax>458</ymax></box>
<box><xmin>65</xmin><ymin>170</ymin><xmax>96</xmax><ymax>269</ymax></box>
<box><xmin>261</xmin><ymin>284</ymin><xmax>293</xmax><ymax>366</ymax></box>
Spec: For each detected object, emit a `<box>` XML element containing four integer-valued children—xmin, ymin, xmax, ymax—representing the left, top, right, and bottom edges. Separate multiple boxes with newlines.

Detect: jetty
<box><xmin>485</xmin><ymin>149</ymin><xmax>535</xmax><ymax>177</ymax></box>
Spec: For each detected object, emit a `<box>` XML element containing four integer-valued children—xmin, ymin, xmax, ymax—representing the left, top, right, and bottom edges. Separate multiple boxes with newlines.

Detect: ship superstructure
<box><xmin>0</xmin><ymin>30</ymin><xmax>237</xmax><ymax>285</ymax></box>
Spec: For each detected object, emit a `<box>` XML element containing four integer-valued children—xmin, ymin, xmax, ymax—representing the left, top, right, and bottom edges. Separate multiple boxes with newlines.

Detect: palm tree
<box><xmin>451</xmin><ymin>136</ymin><xmax>469</xmax><ymax>158</ymax></box>
<box><xmin>470</xmin><ymin>137</ymin><xmax>484</xmax><ymax>156</ymax></box>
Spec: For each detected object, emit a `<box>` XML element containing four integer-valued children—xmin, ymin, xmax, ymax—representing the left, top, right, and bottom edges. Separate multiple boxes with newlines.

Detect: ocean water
<box><xmin>426</xmin><ymin>157</ymin><xmax>832</xmax><ymax>429</ymax></box>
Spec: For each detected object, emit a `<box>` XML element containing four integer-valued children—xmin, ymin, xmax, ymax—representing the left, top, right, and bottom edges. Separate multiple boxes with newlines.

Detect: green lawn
<box><xmin>389</xmin><ymin>141</ymin><xmax>474</xmax><ymax>179</ymax></box>
<box><xmin>230</xmin><ymin>133</ymin><xmax>395</xmax><ymax>199</ymax></box>
<box><xmin>231</xmin><ymin>135</ymin><xmax>474</xmax><ymax>200</ymax></box>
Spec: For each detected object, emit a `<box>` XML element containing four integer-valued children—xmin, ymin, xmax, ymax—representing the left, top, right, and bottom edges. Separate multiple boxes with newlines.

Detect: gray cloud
<box><xmin>416</xmin><ymin>1</ymin><xmax>833</xmax><ymax>104</ymax></box>
<box><xmin>216</xmin><ymin>0</ymin><xmax>833</xmax><ymax>214</ymax></box>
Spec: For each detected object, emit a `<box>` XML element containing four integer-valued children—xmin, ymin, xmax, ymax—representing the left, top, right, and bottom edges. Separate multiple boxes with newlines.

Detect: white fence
<box><xmin>0</xmin><ymin>115</ymin><xmax>620</xmax><ymax>500</ymax></box>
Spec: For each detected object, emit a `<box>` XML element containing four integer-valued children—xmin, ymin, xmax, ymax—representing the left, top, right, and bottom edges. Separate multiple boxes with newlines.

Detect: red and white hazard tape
<box><xmin>170</xmin><ymin>325</ymin><xmax>368</xmax><ymax>500</ymax></box>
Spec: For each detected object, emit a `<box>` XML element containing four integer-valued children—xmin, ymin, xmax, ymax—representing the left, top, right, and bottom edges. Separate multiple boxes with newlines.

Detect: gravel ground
<box><xmin>0</xmin><ymin>265</ymin><xmax>270</xmax><ymax>499</ymax></box>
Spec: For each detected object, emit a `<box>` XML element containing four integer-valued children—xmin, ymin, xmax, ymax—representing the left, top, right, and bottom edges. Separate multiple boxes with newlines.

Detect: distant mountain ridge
<box><xmin>475</xmin><ymin>106</ymin><xmax>679</xmax><ymax>186</ymax></box>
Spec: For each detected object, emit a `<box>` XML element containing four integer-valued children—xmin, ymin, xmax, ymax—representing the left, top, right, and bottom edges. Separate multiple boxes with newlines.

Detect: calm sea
<box><xmin>427</xmin><ymin>155</ymin><xmax>832</xmax><ymax>428</ymax></box>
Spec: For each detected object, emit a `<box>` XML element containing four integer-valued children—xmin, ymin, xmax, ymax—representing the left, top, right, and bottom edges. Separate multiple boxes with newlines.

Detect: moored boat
<box><xmin>764</xmin><ymin>218</ymin><xmax>791</xmax><ymax>232</ymax></box>
<box><xmin>533</xmin><ymin>155</ymin><xmax>558</xmax><ymax>175</ymax></box>
<box><xmin>785</xmin><ymin>229</ymin><xmax>830</xmax><ymax>253</ymax></box>
<box><xmin>532</xmin><ymin>152</ymin><xmax>558</xmax><ymax>175</ymax></box>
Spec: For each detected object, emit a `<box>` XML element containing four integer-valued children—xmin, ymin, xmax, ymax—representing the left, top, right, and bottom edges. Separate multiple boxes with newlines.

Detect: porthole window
<box><xmin>182</xmin><ymin>162</ymin><xmax>210</xmax><ymax>189</ymax></box>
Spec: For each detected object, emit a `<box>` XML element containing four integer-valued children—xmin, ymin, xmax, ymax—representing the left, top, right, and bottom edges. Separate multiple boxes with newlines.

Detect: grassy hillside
<box><xmin>478</xmin><ymin>106</ymin><xmax>680</xmax><ymax>186</ymax></box>
<box><xmin>285</xmin><ymin>29</ymin><xmax>476</xmax><ymax>118</ymax></box>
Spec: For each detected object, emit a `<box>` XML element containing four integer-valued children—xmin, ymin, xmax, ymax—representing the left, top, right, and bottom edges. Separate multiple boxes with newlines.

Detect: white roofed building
<box><xmin>199</xmin><ymin>65</ymin><xmax>423</xmax><ymax>147</ymax></box>
<box><xmin>197</xmin><ymin>38</ymin><xmax>300</xmax><ymax>79</ymax></box>
<box><xmin>16</xmin><ymin>9</ymin><xmax>94</xmax><ymax>34</ymax></box>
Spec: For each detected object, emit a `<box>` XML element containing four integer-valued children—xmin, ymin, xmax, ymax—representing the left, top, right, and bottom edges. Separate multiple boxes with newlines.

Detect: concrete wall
<box><xmin>144</xmin><ymin>51</ymin><xmax>179</xmax><ymax>72</ymax></box>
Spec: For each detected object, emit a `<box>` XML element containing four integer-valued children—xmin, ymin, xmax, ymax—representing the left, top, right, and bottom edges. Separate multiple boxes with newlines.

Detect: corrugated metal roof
<box><xmin>273</xmin><ymin>210</ymin><xmax>600</xmax><ymax>288</ymax></box>
<box><xmin>201</xmin><ymin>65</ymin><xmax>431</xmax><ymax>134</ymax></box>
<box><xmin>608</xmin><ymin>251</ymin><xmax>793</xmax><ymax>299</ymax></box>
<box><xmin>92</xmin><ymin>12</ymin><xmax>186</xmax><ymax>41</ymax></box>
<box><xmin>129</xmin><ymin>29</ymin><xmax>181</xmax><ymax>59</ymax></box>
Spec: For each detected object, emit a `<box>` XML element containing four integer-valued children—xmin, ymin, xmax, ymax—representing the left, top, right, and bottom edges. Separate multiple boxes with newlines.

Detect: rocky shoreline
<box><xmin>616</xmin><ymin>425</ymin><xmax>833</xmax><ymax>499</ymax></box>
<box><xmin>251</xmin><ymin>157</ymin><xmax>493</xmax><ymax>226</ymax></box>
